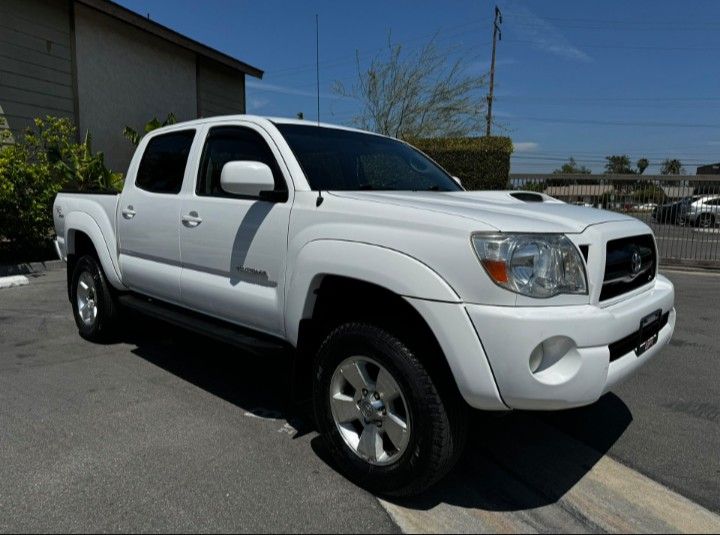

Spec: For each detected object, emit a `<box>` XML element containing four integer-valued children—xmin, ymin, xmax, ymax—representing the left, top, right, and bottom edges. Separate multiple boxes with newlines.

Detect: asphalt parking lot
<box><xmin>1</xmin><ymin>267</ymin><xmax>719</xmax><ymax>532</ymax></box>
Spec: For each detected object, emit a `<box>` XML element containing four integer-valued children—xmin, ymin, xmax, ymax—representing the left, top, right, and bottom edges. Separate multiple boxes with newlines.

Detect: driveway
<box><xmin>0</xmin><ymin>268</ymin><xmax>718</xmax><ymax>532</ymax></box>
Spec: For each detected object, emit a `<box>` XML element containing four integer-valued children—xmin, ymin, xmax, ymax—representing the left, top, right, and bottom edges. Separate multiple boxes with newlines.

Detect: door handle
<box><xmin>122</xmin><ymin>206</ymin><xmax>136</xmax><ymax>219</ymax></box>
<box><xmin>182</xmin><ymin>211</ymin><xmax>203</xmax><ymax>228</ymax></box>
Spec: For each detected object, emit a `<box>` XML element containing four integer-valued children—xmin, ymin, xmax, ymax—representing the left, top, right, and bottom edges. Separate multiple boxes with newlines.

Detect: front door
<box><xmin>179</xmin><ymin>124</ymin><xmax>292</xmax><ymax>338</ymax></box>
<box><xmin>117</xmin><ymin>129</ymin><xmax>197</xmax><ymax>304</ymax></box>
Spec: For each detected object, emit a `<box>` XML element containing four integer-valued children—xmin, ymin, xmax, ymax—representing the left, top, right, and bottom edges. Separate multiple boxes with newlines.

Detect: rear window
<box><xmin>136</xmin><ymin>130</ymin><xmax>195</xmax><ymax>194</ymax></box>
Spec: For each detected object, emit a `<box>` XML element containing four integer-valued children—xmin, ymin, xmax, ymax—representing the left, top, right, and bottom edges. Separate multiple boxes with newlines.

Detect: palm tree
<box><xmin>660</xmin><ymin>159</ymin><xmax>684</xmax><ymax>175</ymax></box>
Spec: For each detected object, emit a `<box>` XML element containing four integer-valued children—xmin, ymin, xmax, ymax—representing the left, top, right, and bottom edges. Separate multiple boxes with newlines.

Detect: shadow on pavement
<box><xmin>121</xmin><ymin>314</ymin><xmax>313</xmax><ymax>427</ymax></box>
<box><xmin>120</xmin><ymin>314</ymin><xmax>633</xmax><ymax>512</ymax></box>
<box><xmin>383</xmin><ymin>394</ymin><xmax>632</xmax><ymax>512</ymax></box>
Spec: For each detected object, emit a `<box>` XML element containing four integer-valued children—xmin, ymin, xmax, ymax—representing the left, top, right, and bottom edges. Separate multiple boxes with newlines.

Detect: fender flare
<box><xmin>64</xmin><ymin>211</ymin><xmax>124</xmax><ymax>290</ymax></box>
<box><xmin>284</xmin><ymin>239</ymin><xmax>461</xmax><ymax>345</ymax></box>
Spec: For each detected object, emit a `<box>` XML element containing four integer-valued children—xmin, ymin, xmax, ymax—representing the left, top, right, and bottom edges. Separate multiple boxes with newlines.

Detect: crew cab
<box><xmin>53</xmin><ymin>116</ymin><xmax>676</xmax><ymax>496</ymax></box>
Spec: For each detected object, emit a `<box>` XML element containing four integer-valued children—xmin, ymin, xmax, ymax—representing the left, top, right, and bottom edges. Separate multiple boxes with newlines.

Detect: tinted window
<box><xmin>706</xmin><ymin>198</ymin><xmax>720</xmax><ymax>206</ymax></box>
<box><xmin>275</xmin><ymin>124</ymin><xmax>462</xmax><ymax>192</ymax></box>
<box><xmin>136</xmin><ymin>130</ymin><xmax>195</xmax><ymax>194</ymax></box>
<box><xmin>197</xmin><ymin>126</ymin><xmax>286</xmax><ymax>197</ymax></box>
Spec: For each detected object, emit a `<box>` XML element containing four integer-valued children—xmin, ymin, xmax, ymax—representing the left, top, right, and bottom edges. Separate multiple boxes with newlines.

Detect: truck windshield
<box><xmin>275</xmin><ymin>124</ymin><xmax>462</xmax><ymax>192</ymax></box>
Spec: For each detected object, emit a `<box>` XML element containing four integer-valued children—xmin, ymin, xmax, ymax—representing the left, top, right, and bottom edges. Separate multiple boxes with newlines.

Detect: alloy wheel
<box><xmin>76</xmin><ymin>271</ymin><xmax>99</xmax><ymax>326</ymax></box>
<box><xmin>329</xmin><ymin>356</ymin><xmax>411</xmax><ymax>466</ymax></box>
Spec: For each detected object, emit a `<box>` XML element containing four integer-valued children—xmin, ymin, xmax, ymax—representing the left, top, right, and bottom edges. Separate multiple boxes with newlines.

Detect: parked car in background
<box><xmin>679</xmin><ymin>195</ymin><xmax>720</xmax><ymax>228</ymax></box>
<box><xmin>653</xmin><ymin>196</ymin><xmax>701</xmax><ymax>225</ymax></box>
<box><xmin>635</xmin><ymin>203</ymin><xmax>658</xmax><ymax>213</ymax></box>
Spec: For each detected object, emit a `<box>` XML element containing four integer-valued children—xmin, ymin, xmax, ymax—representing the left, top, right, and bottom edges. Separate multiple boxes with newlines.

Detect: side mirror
<box><xmin>220</xmin><ymin>161</ymin><xmax>275</xmax><ymax>197</ymax></box>
<box><xmin>452</xmin><ymin>176</ymin><xmax>462</xmax><ymax>186</ymax></box>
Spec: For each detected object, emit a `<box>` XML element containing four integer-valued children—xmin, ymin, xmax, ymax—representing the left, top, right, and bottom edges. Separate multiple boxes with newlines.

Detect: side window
<box><xmin>136</xmin><ymin>130</ymin><xmax>195</xmax><ymax>194</ymax></box>
<box><xmin>197</xmin><ymin>126</ymin><xmax>286</xmax><ymax>197</ymax></box>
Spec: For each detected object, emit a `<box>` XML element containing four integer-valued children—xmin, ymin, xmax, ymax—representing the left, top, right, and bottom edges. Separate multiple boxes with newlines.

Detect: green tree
<box><xmin>123</xmin><ymin>113</ymin><xmax>177</xmax><ymax>146</ymax></box>
<box><xmin>660</xmin><ymin>158</ymin><xmax>684</xmax><ymax>175</ymax></box>
<box><xmin>636</xmin><ymin>158</ymin><xmax>649</xmax><ymax>175</ymax></box>
<box><xmin>633</xmin><ymin>182</ymin><xmax>666</xmax><ymax>203</ymax></box>
<box><xmin>552</xmin><ymin>157</ymin><xmax>591</xmax><ymax>175</ymax></box>
<box><xmin>333</xmin><ymin>36</ymin><xmax>486</xmax><ymax>139</ymax></box>
<box><xmin>604</xmin><ymin>155</ymin><xmax>635</xmax><ymax>174</ymax></box>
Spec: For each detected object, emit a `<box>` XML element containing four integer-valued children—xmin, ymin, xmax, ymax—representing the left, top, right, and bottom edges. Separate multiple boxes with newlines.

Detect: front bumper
<box><xmin>465</xmin><ymin>275</ymin><xmax>675</xmax><ymax>410</ymax></box>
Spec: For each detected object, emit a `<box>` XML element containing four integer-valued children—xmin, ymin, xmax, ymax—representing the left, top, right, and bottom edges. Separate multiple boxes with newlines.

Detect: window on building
<box><xmin>136</xmin><ymin>130</ymin><xmax>196</xmax><ymax>194</ymax></box>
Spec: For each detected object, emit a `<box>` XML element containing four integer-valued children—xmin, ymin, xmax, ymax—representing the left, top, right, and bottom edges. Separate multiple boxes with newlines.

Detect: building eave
<box><xmin>75</xmin><ymin>0</ymin><xmax>264</xmax><ymax>79</ymax></box>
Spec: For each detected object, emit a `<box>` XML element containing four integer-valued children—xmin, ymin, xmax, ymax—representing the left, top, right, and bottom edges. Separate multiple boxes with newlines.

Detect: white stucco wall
<box><xmin>74</xmin><ymin>3</ymin><xmax>197</xmax><ymax>173</ymax></box>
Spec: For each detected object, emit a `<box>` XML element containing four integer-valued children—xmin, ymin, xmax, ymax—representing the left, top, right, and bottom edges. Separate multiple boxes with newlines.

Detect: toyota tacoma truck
<box><xmin>53</xmin><ymin>116</ymin><xmax>676</xmax><ymax>496</ymax></box>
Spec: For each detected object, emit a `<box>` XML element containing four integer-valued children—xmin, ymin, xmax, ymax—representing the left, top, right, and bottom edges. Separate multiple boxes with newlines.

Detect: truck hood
<box><xmin>329</xmin><ymin>190</ymin><xmax>634</xmax><ymax>234</ymax></box>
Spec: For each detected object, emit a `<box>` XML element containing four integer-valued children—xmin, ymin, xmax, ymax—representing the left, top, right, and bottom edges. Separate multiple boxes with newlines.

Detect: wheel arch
<box><xmin>285</xmin><ymin>239</ymin><xmax>461</xmax><ymax>347</ymax></box>
<box><xmin>286</xmin><ymin>240</ymin><xmax>465</xmax><ymax>403</ymax></box>
<box><xmin>64</xmin><ymin>212</ymin><xmax>123</xmax><ymax>291</ymax></box>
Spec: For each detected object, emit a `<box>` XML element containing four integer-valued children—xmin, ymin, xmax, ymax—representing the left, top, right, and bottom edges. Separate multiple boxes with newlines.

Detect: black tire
<box><xmin>70</xmin><ymin>255</ymin><xmax>120</xmax><ymax>342</ymax></box>
<box><xmin>698</xmin><ymin>213</ymin><xmax>715</xmax><ymax>229</ymax></box>
<box><xmin>313</xmin><ymin>322</ymin><xmax>467</xmax><ymax>497</ymax></box>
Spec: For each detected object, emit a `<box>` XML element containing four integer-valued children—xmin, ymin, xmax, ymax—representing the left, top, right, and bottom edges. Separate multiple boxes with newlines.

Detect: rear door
<box><xmin>117</xmin><ymin>129</ymin><xmax>197</xmax><ymax>303</ymax></box>
<box><xmin>178</xmin><ymin>123</ymin><xmax>292</xmax><ymax>338</ymax></box>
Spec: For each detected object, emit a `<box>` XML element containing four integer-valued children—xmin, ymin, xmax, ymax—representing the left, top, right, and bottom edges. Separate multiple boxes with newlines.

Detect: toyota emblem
<box><xmin>631</xmin><ymin>251</ymin><xmax>642</xmax><ymax>274</ymax></box>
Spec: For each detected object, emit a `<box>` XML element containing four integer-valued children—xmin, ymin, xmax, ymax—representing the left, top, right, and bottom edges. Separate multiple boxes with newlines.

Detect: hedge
<box><xmin>411</xmin><ymin>136</ymin><xmax>513</xmax><ymax>190</ymax></box>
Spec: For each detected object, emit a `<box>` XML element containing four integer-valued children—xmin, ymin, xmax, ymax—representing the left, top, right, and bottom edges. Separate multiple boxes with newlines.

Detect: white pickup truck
<box><xmin>53</xmin><ymin>116</ymin><xmax>676</xmax><ymax>496</ymax></box>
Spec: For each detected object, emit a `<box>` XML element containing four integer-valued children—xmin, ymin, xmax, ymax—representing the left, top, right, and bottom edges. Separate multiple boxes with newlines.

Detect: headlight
<box><xmin>471</xmin><ymin>233</ymin><xmax>588</xmax><ymax>298</ymax></box>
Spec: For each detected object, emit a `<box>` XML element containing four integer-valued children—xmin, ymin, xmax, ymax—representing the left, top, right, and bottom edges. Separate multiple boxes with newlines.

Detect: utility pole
<box><xmin>486</xmin><ymin>5</ymin><xmax>502</xmax><ymax>137</ymax></box>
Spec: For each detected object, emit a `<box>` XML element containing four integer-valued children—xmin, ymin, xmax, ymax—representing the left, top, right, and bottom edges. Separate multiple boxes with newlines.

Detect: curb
<box><xmin>0</xmin><ymin>259</ymin><xmax>64</xmax><ymax>278</ymax></box>
<box><xmin>0</xmin><ymin>275</ymin><xmax>30</xmax><ymax>289</ymax></box>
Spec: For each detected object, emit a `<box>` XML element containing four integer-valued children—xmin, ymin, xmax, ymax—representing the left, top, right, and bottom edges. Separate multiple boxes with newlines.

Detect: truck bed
<box><xmin>53</xmin><ymin>191</ymin><xmax>120</xmax><ymax>263</ymax></box>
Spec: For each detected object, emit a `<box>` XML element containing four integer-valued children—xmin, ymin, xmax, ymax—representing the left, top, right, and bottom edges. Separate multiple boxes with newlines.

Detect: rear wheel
<box><xmin>313</xmin><ymin>322</ymin><xmax>467</xmax><ymax>496</ymax></box>
<box><xmin>698</xmin><ymin>213</ymin><xmax>716</xmax><ymax>229</ymax></box>
<box><xmin>70</xmin><ymin>255</ymin><xmax>120</xmax><ymax>341</ymax></box>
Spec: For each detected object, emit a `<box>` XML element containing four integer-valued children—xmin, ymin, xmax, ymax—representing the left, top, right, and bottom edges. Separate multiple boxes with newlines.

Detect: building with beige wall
<box><xmin>0</xmin><ymin>0</ymin><xmax>262</xmax><ymax>171</ymax></box>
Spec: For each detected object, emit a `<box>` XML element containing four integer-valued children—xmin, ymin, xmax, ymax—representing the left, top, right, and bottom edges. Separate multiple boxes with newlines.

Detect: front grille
<box><xmin>600</xmin><ymin>234</ymin><xmax>656</xmax><ymax>301</ymax></box>
<box><xmin>609</xmin><ymin>311</ymin><xmax>670</xmax><ymax>362</ymax></box>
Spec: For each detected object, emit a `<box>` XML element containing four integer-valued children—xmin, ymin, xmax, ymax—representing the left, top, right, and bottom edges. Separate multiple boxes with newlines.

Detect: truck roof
<box><xmin>149</xmin><ymin>115</ymin><xmax>388</xmax><ymax>138</ymax></box>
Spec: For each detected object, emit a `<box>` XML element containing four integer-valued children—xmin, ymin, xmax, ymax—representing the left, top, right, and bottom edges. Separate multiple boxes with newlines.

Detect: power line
<box><xmin>503</xmin><ymin>38</ymin><xmax>720</xmax><ymax>51</ymax></box>
<box><xmin>507</xmin><ymin>21</ymin><xmax>720</xmax><ymax>32</ymax></box>
<box><xmin>498</xmin><ymin>95</ymin><xmax>720</xmax><ymax>102</ymax></box>
<box><xmin>507</xmin><ymin>14</ymin><xmax>720</xmax><ymax>28</ymax></box>
<box><xmin>267</xmin><ymin>21</ymin><xmax>489</xmax><ymax>78</ymax></box>
<box><xmin>507</xmin><ymin>116</ymin><xmax>720</xmax><ymax>129</ymax></box>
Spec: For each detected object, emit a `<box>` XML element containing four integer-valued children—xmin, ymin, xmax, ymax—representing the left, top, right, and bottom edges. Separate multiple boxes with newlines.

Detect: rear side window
<box><xmin>136</xmin><ymin>130</ymin><xmax>195</xmax><ymax>194</ymax></box>
<box><xmin>197</xmin><ymin>126</ymin><xmax>286</xmax><ymax>197</ymax></box>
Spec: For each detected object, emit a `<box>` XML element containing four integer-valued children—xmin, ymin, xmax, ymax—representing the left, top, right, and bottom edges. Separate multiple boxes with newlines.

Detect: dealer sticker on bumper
<box><xmin>636</xmin><ymin>309</ymin><xmax>662</xmax><ymax>356</ymax></box>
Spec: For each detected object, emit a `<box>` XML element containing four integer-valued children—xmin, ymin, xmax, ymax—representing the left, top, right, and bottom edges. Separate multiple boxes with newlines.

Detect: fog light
<box><xmin>529</xmin><ymin>336</ymin><xmax>581</xmax><ymax>385</ymax></box>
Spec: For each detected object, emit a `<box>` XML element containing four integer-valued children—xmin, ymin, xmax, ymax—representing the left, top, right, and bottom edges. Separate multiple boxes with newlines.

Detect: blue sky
<box><xmin>116</xmin><ymin>0</ymin><xmax>720</xmax><ymax>174</ymax></box>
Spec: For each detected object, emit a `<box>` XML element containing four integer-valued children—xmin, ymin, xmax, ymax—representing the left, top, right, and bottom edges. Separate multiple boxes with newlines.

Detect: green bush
<box><xmin>410</xmin><ymin>136</ymin><xmax>513</xmax><ymax>190</ymax></box>
<box><xmin>0</xmin><ymin>116</ymin><xmax>122</xmax><ymax>258</ymax></box>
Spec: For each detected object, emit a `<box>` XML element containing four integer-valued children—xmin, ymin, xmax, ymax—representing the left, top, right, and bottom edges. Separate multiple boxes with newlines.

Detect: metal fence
<box><xmin>510</xmin><ymin>174</ymin><xmax>720</xmax><ymax>268</ymax></box>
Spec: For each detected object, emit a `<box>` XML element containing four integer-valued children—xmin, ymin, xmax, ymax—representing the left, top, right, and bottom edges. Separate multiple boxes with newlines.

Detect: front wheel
<box><xmin>70</xmin><ymin>255</ymin><xmax>120</xmax><ymax>341</ymax></box>
<box><xmin>313</xmin><ymin>322</ymin><xmax>467</xmax><ymax>496</ymax></box>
